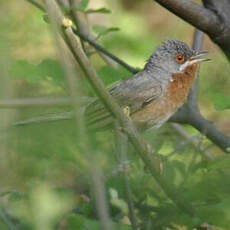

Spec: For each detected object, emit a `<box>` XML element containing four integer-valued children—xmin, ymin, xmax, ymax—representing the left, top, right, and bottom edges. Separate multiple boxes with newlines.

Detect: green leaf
<box><xmin>10</xmin><ymin>59</ymin><xmax>65</xmax><ymax>86</ymax></box>
<box><xmin>10</xmin><ymin>60</ymin><xmax>37</xmax><ymax>80</ymax></box>
<box><xmin>213</xmin><ymin>93</ymin><xmax>230</xmax><ymax>110</ymax></box>
<box><xmin>37</xmin><ymin>59</ymin><xmax>65</xmax><ymax>83</ymax></box>
<box><xmin>98</xmin><ymin>66</ymin><xmax>131</xmax><ymax>86</ymax></box>
<box><xmin>92</xmin><ymin>25</ymin><xmax>120</xmax><ymax>38</ymax></box>
<box><xmin>85</xmin><ymin>7</ymin><xmax>111</xmax><ymax>14</ymax></box>
<box><xmin>74</xmin><ymin>0</ymin><xmax>90</xmax><ymax>12</ymax></box>
<box><xmin>67</xmin><ymin>214</ymin><xmax>85</xmax><ymax>230</ymax></box>
<box><xmin>197</xmin><ymin>198</ymin><xmax>230</xmax><ymax>228</ymax></box>
<box><xmin>149</xmin><ymin>203</ymin><xmax>196</xmax><ymax>229</ymax></box>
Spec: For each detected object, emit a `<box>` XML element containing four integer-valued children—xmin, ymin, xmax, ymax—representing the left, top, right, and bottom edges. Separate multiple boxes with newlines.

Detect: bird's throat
<box><xmin>168</xmin><ymin>63</ymin><xmax>199</xmax><ymax>105</ymax></box>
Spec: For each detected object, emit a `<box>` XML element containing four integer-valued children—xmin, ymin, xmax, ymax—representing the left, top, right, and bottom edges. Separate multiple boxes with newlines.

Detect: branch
<box><xmin>187</xmin><ymin>29</ymin><xmax>204</xmax><ymax>109</ymax></box>
<box><xmin>13</xmin><ymin>111</ymin><xmax>74</xmax><ymax>126</ymax></box>
<box><xmin>68</xmin><ymin>0</ymin><xmax>118</xmax><ymax>68</ymax></box>
<box><xmin>25</xmin><ymin>0</ymin><xmax>138</xmax><ymax>74</ymax></box>
<box><xmin>0</xmin><ymin>97</ymin><xmax>73</xmax><ymax>108</ymax></box>
<box><xmin>153</xmin><ymin>0</ymin><xmax>230</xmax><ymax>60</ymax></box>
<box><xmin>73</xmin><ymin>29</ymin><xmax>138</xmax><ymax>74</ymax></box>
<box><xmin>153</xmin><ymin>0</ymin><xmax>220</xmax><ymax>37</ymax></box>
<box><xmin>171</xmin><ymin>29</ymin><xmax>230</xmax><ymax>153</ymax></box>
<box><xmin>170</xmin><ymin>107</ymin><xmax>230</xmax><ymax>153</ymax></box>
<box><xmin>189</xmin><ymin>110</ymin><xmax>230</xmax><ymax>153</ymax></box>
<box><xmin>171</xmin><ymin>123</ymin><xmax>214</xmax><ymax>160</ymax></box>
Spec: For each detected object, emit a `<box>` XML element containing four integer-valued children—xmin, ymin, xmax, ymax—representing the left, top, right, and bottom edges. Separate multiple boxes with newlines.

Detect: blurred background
<box><xmin>0</xmin><ymin>0</ymin><xmax>230</xmax><ymax>229</ymax></box>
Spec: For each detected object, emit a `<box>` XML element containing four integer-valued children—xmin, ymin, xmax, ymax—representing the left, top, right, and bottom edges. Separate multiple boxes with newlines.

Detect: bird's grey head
<box><xmin>144</xmin><ymin>39</ymin><xmax>208</xmax><ymax>81</ymax></box>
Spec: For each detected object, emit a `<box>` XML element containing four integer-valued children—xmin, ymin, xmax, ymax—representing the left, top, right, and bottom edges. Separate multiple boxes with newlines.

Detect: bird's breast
<box><xmin>166</xmin><ymin>63</ymin><xmax>198</xmax><ymax>106</ymax></box>
<box><xmin>131</xmin><ymin>63</ymin><xmax>198</xmax><ymax>131</ymax></box>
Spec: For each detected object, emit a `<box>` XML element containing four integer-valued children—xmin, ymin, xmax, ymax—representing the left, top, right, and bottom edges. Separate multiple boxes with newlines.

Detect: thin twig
<box><xmin>26</xmin><ymin>0</ymin><xmax>45</xmax><ymax>11</ymax></box>
<box><xmin>170</xmin><ymin>106</ymin><xmax>230</xmax><ymax>153</ymax></box>
<box><xmin>68</xmin><ymin>0</ymin><xmax>118</xmax><ymax>69</ymax></box>
<box><xmin>115</xmin><ymin>129</ymin><xmax>138</xmax><ymax>230</ymax></box>
<box><xmin>26</xmin><ymin>0</ymin><xmax>135</xmax><ymax>73</ymax></box>
<box><xmin>188</xmin><ymin>110</ymin><xmax>230</xmax><ymax>153</ymax></box>
<box><xmin>67</xmin><ymin>0</ymin><xmax>87</xmax><ymax>51</ymax></box>
<box><xmin>73</xmin><ymin>29</ymin><xmax>138</xmax><ymax>73</ymax></box>
<box><xmin>0</xmin><ymin>97</ymin><xmax>72</xmax><ymax>108</ymax></box>
<box><xmin>166</xmin><ymin>133</ymin><xmax>202</xmax><ymax>158</ymax></box>
<box><xmin>171</xmin><ymin>123</ymin><xmax>214</xmax><ymax>160</ymax></box>
<box><xmin>13</xmin><ymin>111</ymin><xmax>74</xmax><ymax>126</ymax></box>
<box><xmin>10</xmin><ymin>96</ymin><xmax>93</xmax><ymax>126</ymax></box>
<box><xmin>91</xmin><ymin>165</ymin><xmax>112</xmax><ymax>230</ymax></box>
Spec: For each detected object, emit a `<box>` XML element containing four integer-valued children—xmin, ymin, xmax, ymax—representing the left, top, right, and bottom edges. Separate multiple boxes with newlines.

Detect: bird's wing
<box><xmin>85</xmin><ymin>71</ymin><xmax>162</xmax><ymax>130</ymax></box>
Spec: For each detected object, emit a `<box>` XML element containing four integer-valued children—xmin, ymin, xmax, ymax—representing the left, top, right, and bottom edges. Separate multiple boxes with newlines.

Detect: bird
<box><xmin>85</xmin><ymin>39</ymin><xmax>209</xmax><ymax>131</ymax></box>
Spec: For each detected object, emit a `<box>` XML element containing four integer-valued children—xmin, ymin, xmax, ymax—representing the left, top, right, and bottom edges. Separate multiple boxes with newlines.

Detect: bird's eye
<box><xmin>174</xmin><ymin>54</ymin><xmax>185</xmax><ymax>63</ymax></box>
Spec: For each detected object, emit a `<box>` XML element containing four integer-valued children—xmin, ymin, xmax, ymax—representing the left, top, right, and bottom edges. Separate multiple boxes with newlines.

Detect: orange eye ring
<box><xmin>174</xmin><ymin>54</ymin><xmax>185</xmax><ymax>63</ymax></box>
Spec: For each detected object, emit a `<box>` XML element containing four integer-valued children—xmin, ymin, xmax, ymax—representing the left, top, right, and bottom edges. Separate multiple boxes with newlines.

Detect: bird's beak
<box><xmin>189</xmin><ymin>51</ymin><xmax>210</xmax><ymax>63</ymax></box>
<box><xmin>179</xmin><ymin>51</ymin><xmax>210</xmax><ymax>72</ymax></box>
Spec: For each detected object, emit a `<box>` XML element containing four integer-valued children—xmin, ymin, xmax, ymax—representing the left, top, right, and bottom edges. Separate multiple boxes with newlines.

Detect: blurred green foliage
<box><xmin>213</xmin><ymin>93</ymin><xmax>230</xmax><ymax>110</ymax></box>
<box><xmin>92</xmin><ymin>25</ymin><xmax>120</xmax><ymax>39</ymax></box>
<box><xmin>0</xmin><ymin>0</ymin><xmax>229</xmax><ymax>229</ymax></box>
<box><xmin>10</xmin><ymin>59</ymin><xmax>66</xmax><ymax>87</ymax></box>
<box><xmin>74</xmin><ymin>0</ymin><xmax>90</xmax><ymax>12</ymax></box>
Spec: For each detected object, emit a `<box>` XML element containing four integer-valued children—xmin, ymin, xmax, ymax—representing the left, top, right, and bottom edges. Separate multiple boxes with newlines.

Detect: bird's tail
<box><xmin>13</xmin><ymin>111</ymin><xmax>75</xmax><ymax>127</ymax></box>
